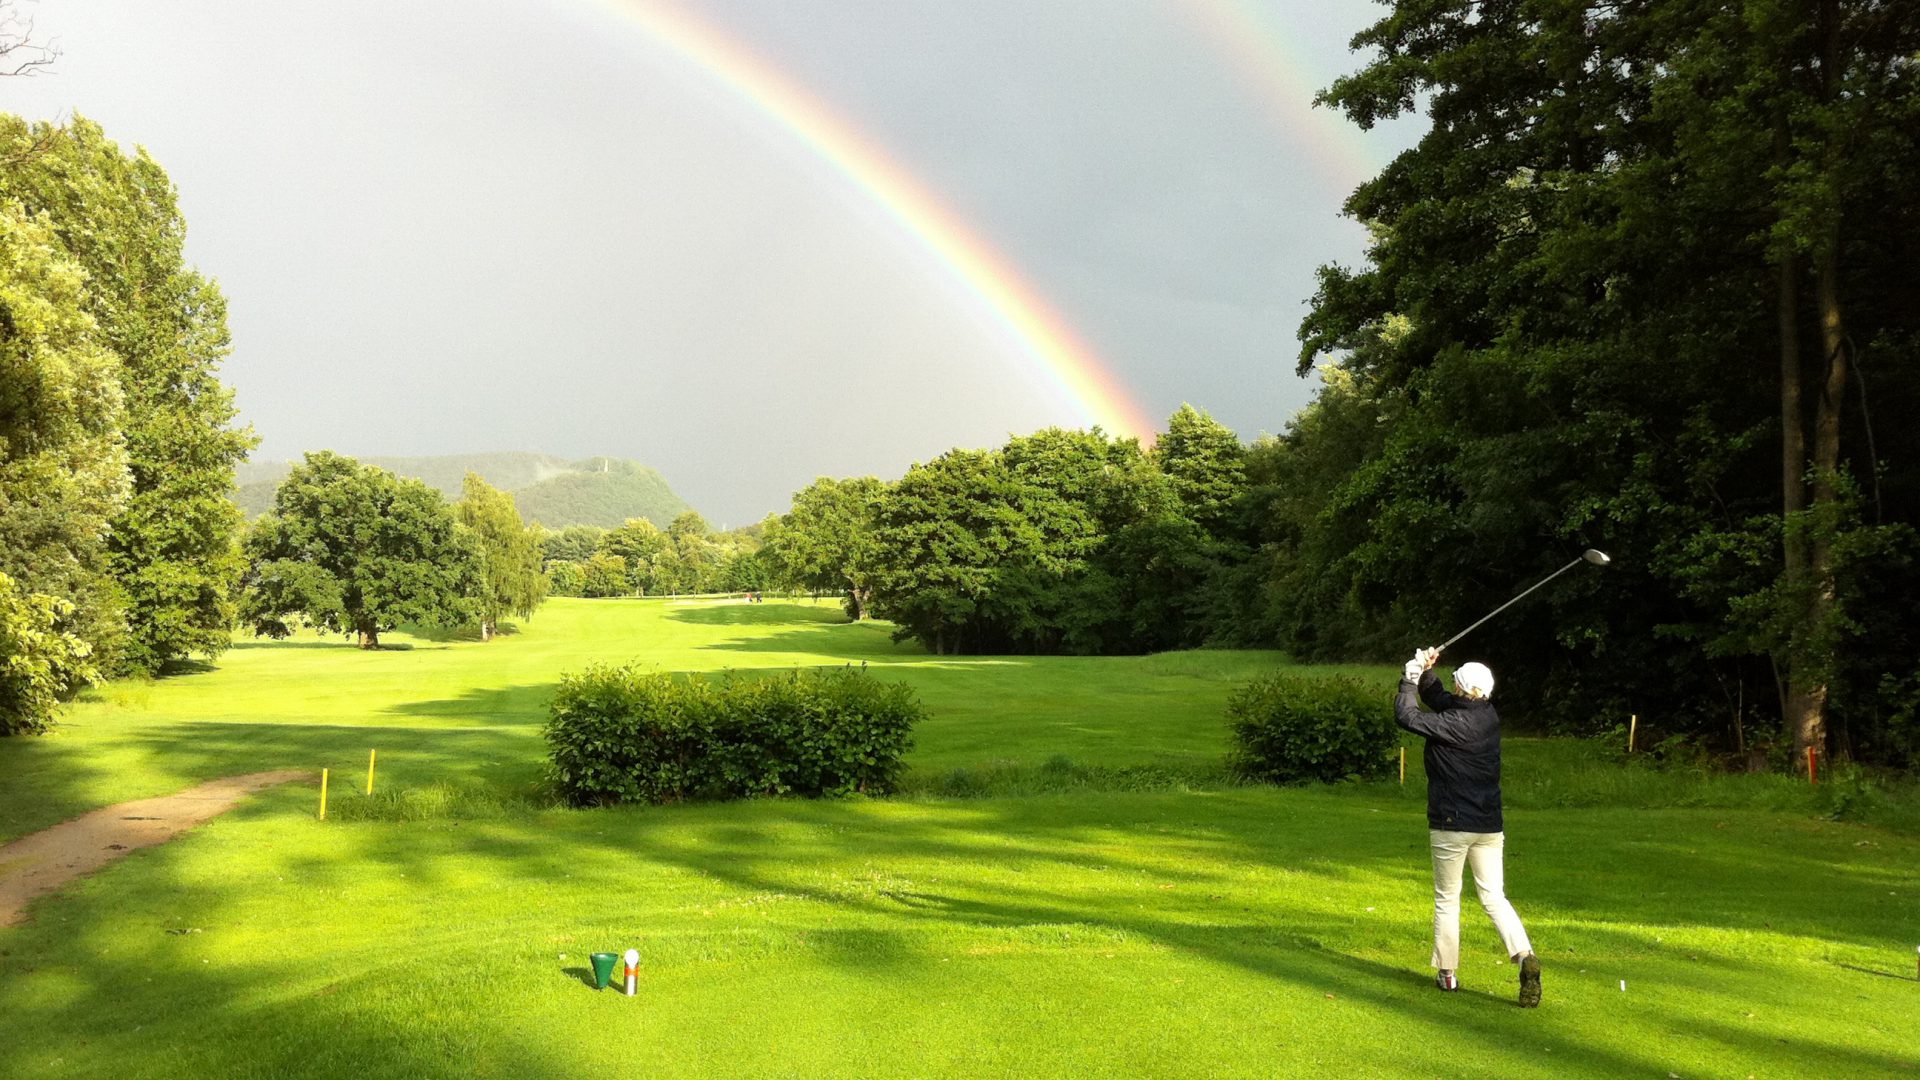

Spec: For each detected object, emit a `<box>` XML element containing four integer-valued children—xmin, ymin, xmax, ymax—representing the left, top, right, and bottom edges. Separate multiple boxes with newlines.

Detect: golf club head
<box><xmin>1582</xmin><ymin>549</ymin><xmax>1611</xmax><ymax>566</ymax></box>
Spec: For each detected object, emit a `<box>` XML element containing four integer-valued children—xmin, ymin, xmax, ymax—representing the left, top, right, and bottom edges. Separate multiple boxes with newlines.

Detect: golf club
<box><xmin>1435</xmin><ymin>549</ymin><xmax>1611</xmax><ymax>652</ymax></box>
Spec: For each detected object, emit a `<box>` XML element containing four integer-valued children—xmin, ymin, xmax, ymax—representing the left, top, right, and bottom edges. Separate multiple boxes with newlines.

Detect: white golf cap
<box><xmin>1454</xmin><ymin>662</ymin><xmax>1494</xmax><ymax>698</ymax></box>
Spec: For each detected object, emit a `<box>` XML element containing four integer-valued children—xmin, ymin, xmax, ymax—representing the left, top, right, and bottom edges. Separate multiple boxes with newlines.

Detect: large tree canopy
<box><xmin>1288</xmin><ymin>0</ymin><xmax>1920</xmax><ymax>760</ymax></box>
<box><xmin>240</xmin><ymin>452</ymin><xmax>480</xmax><ymax>649</ymax></box>
<box><xmin>0</xmin><ymin>199</ymin><xmax>123</xmax><ymax>733</ymax></box>
<box><xmin>764</xmin><ymin>476</ymin><xmax>885</xmax><ymax>619</ymax></box>
<box><xmin>0</xmin><ymin>115</ymin><xmax>254</xmax><ymax>675</ymax></box>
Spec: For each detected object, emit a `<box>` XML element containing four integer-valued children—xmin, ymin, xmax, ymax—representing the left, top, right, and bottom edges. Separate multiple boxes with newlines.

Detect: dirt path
<box><xmin>0</xmin><ymin>770</ymin><xmax>310</xmax><ymax>927</ymax></box>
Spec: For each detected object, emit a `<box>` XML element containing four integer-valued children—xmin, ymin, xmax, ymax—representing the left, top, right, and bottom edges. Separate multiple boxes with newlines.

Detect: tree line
<box><xmin>748</xmin><ymin>1</ymin><xmax>1920</xmax><ymax>769</ymax></box>
<box><xmin>539</xmin><ymin>514</ymin><xmax>771</xmax><ymax>600</ymax></box>
<box><xmin>754</xmin><ymin>409</ymin><xmax>1255</xmax><ymax>656</ymax></box>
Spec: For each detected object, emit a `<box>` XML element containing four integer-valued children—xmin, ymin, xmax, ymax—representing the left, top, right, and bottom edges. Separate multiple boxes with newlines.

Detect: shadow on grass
<box><xmin>226</xmin><ymin>639</ymin><xmax>361</xmax><ymax>651</ymax></box>
<box><xmin>666</xmin><ymin>602</ymin><xmax>930</xmax><ymax>662</ymax></box>
<box><xmin>666</xmin><ymin>602</ymin><xmax>849</xmax><ymax>628</ymax></box>
<box><xmin>404</xmin><ymin>620</ymin><xmax>524</xmax><ymax>643</ymax></box>
<box><xmin>385</xmin><ymin>682</ymin><xmax>559</xmax><ymax>725</ymax></box>
<box><xmin>1</xmin><ymin>786</ymin><xmax>1916</xmax><ymax>1078</ymax></box>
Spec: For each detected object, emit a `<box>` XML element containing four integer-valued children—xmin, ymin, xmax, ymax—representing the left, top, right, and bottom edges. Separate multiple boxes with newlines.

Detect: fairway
<box><xmin>0</xmin><ymin>599</ymin><xmax>1914</xmax><ymax>1079</ymax></box>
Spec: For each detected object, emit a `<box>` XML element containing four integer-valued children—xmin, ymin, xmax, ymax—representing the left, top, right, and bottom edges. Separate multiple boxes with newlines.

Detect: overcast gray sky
<box><xmin>6</xmin><ymin>0</ymin><xmax>1422</xmax><ymax>525</ymax></box>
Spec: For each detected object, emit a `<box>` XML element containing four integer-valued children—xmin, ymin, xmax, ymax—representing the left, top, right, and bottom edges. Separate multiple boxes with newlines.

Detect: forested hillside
<box><xmin>233</xmin><ymin>453</ymin><xmax>692</xmax><ymax>528</ymax></box>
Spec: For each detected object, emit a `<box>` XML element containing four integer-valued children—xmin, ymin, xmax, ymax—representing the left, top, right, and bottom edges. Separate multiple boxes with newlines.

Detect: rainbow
<box><xmin>587</xmin><ymin>0</ymin><xmax>1160</xmax><ymax>443</ymax></box>
<box><xmin>1184</xmin><ymin>0</ymin><xmax>1390</xmax><ymax>195</ymax></box>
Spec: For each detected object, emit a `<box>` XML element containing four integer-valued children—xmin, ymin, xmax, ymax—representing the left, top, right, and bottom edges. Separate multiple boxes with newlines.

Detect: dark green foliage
<box><xmin>763</xmin><ymin>476</ymin><xmax>885</xmax><ymax>618</ymax></box>
<box><xmin>239</xmin><ymin>452</ymin><xmax>481</xmax><ymax>648</ymax></box>
<box><xmin>790</xmin><ymin>419</ymin><xmax>1260</xmax><ymax>657</ymax></box>
<box><xmin>544</xmin><ymin>665</ymin><xmax>923</xmax><ymax>806</ymax></box>
<box><xmin>1276</xmin><ymin>0</ymin><xmax>1920</xmax><ymax>761</ymax></box>
<box><xmin>1153</xmin><ymin>405</ymin><xmax>1247</xmax><ymax>539</ymax></box>
<box><xmin>0</xmin><ymin>572</ymin><xmax>99</xmax><ymax>736</ymax></box>
<box><xmin>1227</xmin><ymin>675</ymin><xmax>1398</xmax><ymax>785</ymax></box>
<box><xmin>866</xmin><ymin>446</ymin><xmax>1099</xmax><ymax>654</ymax></box>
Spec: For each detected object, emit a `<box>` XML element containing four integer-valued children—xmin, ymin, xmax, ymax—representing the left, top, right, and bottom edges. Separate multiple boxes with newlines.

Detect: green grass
<box><xmin>1</xmin><ymin>597</ymin><xmax>1915</xmax><ymax>1079</ymax></box>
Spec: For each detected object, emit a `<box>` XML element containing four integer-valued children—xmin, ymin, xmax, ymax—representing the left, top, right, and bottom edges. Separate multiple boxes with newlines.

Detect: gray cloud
<box><xmin>7</xmin><ymin>0</ymin><xmax>1421</xmax><ymax>524</ymax></box>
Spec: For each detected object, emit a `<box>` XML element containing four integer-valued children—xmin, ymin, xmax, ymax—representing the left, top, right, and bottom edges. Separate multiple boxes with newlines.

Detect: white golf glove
<box><xmin>1403</xmin><ymin>655</ymin><xmax>1424</xmax><ymax>681</ymax></box>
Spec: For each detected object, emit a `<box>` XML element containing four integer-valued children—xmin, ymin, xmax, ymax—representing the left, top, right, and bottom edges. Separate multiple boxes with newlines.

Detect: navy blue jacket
<box><xmin>1394</xmin><ymin>671</ymin><xmax>1504</xmax><ymax>833</ymax></box>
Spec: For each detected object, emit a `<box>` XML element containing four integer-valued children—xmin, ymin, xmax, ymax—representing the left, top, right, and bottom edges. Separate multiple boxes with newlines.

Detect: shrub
<box><xmin>1226</xmin><ymin>674</ymin><xmax>1396</xmax><ymax>784</ymax></box>
<box><xmin>0</xmin><ymin>573</ymin><xmax>99</xmax><ymax>736</ymax></box>
<box><xmin>545</xmin><ymin>664</ymin><xmax>922</xmax><ymax>806</ymax></box>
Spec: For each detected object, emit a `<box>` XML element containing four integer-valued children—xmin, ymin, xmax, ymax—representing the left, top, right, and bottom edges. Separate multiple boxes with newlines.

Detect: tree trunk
<box><xmin>358</xmin><ymin>624</ymin><xmax>380</xmax><ymax>649</ymax></box>
<box><xmin>480</xmin><ymin>618</ymin><xmax>494</xmax><ymax>643</ymax></box>
<box><xmin>1790</xmin><ymin>232</ymin><xmax>1850</xmax><ymax>759</ymax></box>
<box><xmin>1780</xmin><ymin>0</ymin><xmax>1851</xmax><ymax>761</ymax></box>
<box><xmin>1776</xmin><ymin>246</ymin><xmax>1824</xmax><ymax>753</ymax></box>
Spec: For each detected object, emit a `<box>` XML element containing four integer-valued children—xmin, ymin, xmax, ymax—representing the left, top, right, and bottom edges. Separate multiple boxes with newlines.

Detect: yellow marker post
<box><xmin>1399</xmin><ymin>746</ymin><xmax>1406</xmax><ymax>785</ymax></box>
<box><xmin>319</xmin><ymin>768</ymin><xmax>329</xmax><ymax>821</ymax></box>
<box><xmin>366</xmin><ymin>749</ymin><xmax>378</xmax><ymax>796</ymax></box>
<box><xmin>1629</xmin><ymin>714</ymin><xmax>1638</xmax><ymax>753</ymax></box>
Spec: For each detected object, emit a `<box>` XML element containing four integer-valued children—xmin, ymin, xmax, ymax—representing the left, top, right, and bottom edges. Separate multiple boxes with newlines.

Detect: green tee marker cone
<box><xmin>589</xmin><ymin>952</ymin><xmax>618</xmax><ymax>989</ymax></box>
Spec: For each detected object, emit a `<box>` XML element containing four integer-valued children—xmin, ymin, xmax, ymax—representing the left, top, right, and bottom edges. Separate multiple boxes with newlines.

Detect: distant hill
<box><xmin>233</xmin><ymin>453</ymin><xmax>694</xmax><ymax>529</ymax></box>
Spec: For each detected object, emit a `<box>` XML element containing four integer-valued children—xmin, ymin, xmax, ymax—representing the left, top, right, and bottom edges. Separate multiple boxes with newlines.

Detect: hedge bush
<box><xmin>545</xmin><ymin>664</ymin><xmax>922</xmax><ymax>806</ymax></box>
<box><xmin>1226</xmin><ymin>674</ymin><xmax>1397</xmax><ymax>784</ymax></box>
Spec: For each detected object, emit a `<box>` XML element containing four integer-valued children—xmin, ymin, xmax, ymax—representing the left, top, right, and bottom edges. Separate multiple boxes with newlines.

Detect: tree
<box><xmin>0</xmin><ymin>2</ymin><xmax>57</xmax><ymax>78</ymax></box>
<box><xmin>454</xmin><ymin>473</ymin><xmax>546</xmax><ymax>641</ymax></box>
<box><xmin>545</xmin><ymin>560</ymin><xmax>585</xmax><ymax>598</ymax></box>
<box><xmin>579</xmin><ymin>553</ymin><xmax>630</xmax><ymax>599</ymax></box>
<box><xmin>765</xmin><ymin>476</ymin><xmax>886</xmax><ymax>618</ymax></box>
<box><xmin>1294</xmin><ymin>0</ymin><xmax>1920</xmax><ymax>755</ymax></box>
<box><xmin>541</xmin><ymin>524</ymin><xmax>605</xmax><ymax>565</ymax></box>
<box><xmin>1152</xmin><ymin>405</ymin><xmax>1247</xmax><ymax>539</ymax></box>
<box><xmin>0</xmin><ymin>194</ymin><xmax>129</xmax><ymax>662</ymax></box>
<box><xmin>0</xmin><ymin>572</ymin><xmax>97</xmax><ymax>736</ymax></box>
<box><xmin>867</xmin><ymin>448</ymin><xmax>1097</xmax><ymax>654</ymax></box>
<box><xmin>667</xmin><ymin>510</ymin><xmax>710</xmax><ymax>540</ymax></box>
<box><xmin>0</xmin><ymin>115</ymin><xmax>255</xmax><ymax>674</ymax></box>
<box><xmin>599</xmin><ymin>518</ymin><xmax>667</xmax><ymax>595</ymax></box>
<box><xmin>239</xmin><ymin>452</ymin><xmax>480</xmax><ymax>648</ymax></box>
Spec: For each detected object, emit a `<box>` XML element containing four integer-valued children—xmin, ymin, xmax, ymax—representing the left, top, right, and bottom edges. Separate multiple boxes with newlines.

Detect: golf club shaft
<box><xmin>1438</xmin><ymin>556</ymin><xmax>1585</xmax><ymax>651</ymax></box>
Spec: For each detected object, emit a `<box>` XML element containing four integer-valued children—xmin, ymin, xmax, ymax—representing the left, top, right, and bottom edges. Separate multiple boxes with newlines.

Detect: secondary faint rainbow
<box><xmin>1184</xmin><ymin>0</ymin><xmax>1389</xmax><ymax>195</ymax></box>
<box><xmin>587</xmin><ymin>0</ymin><xmax>1159</xmax><ymax>443</ymax></box>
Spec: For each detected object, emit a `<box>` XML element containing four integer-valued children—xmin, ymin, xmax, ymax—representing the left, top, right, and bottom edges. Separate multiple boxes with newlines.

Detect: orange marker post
<box><xmin>1399</xmin><ymin>746</ymin><xmax>1406</xmax><ymax>785</ymax></box>
<box><xmin>1628</xmin><ymin>714</ymin><xmax>1638</xmax><ymax>753</ymax></box>
<box><xmin>1807</xmin><ymin>746</ymin><xmax>1818</xmax><ymax>785</ymax></box>
<box><xmin>319</xmin><ymin>768</ymin><xmax>329</xmax><ymax>820</ymax></box>
<box><xmin>366</xmin><ymin>749</ymin><xmax>377</xmax><ymax>796</ymax></box>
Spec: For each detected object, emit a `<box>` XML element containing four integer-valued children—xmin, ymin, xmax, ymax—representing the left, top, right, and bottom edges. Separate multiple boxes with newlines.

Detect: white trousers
<box><xmin>1429</xmin><ymin>829</ymin><xmax>1532</xmax><ymax>970</ymax></box>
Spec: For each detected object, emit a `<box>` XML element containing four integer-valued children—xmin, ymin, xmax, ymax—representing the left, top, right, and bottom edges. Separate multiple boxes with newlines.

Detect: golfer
<box><xmin>1395</xmin><ymin>647</ymin><xmax>1542</xmax><ymax>1007</ymax></box>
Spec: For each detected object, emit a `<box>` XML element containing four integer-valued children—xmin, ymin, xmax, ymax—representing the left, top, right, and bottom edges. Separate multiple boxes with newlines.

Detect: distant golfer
<box><xmin>1395</xmin><ymin>647</ymin><xmax>1542</xmax><ymax>1007</ymax></box>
